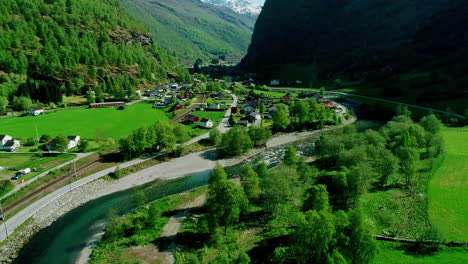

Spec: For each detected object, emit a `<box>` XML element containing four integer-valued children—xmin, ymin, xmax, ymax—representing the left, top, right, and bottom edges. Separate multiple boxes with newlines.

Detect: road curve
<box><xmin>330</xmin><ymin>92</ymin><xmax>465</xmax><ymax>119</ymax></box>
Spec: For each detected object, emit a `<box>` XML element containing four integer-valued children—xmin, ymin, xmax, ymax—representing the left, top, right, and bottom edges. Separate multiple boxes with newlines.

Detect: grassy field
<box><xmin>375</xmin><ymin>241</ymin><xmax>468</xmax><ymax>264</ymax></box>
<box><xmin>185</xmin><ymin>111</ymin><xmax>227</xmax><ymax>136</ymax></box>
<box><xmin>0</xmin><ymin>153</ymin><xmax>75</xmax><ymax>182</ymax></box>
<box><xmin>0</xmin><ymin>102</ymin><xmax>170</xmax><ymax>140</ymax></box>
<box><xmin>252</xmin><ymin>89</ymin><xmax>298</xmax><ymax>98</ymax></box>
<box><xmin>428</xmin><ymin>127</ymin><xmax>468</xmax><ymax>241</ymax></box>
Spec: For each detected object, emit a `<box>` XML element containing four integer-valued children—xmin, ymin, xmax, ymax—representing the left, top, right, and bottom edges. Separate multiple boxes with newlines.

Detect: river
<box><xmin>13</xmin><ymin>137</ymin><xmax>317</xmax><ymax>264</ymax></box>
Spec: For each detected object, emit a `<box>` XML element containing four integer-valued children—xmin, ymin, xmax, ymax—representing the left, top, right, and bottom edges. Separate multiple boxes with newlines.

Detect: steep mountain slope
<box><xmin>0</xmin><ymin>0</ymin><xmax>189</xmax><ymax>105</ymax></box>
<box><xmin>119</xmin><ymin>0</ymin><xmax>256</xmax><ymax>64</ymax></box>
<box><xmin>242</xmin><ymin>0</ymin><xmax>467</xmax><ymax>110</ymax></box>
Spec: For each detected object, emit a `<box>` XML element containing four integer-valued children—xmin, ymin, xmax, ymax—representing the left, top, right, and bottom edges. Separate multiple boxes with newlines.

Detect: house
<box><xmin>216</xmin><ymin>92</ymin><xmax>226</xmax><ymax>100</ymax></box>
<box><xmin>243</xmin><ymin>105</ymin><xmax>255</xmax><ymax>114</ymax></box>
<box><xmin>164</xmin><ymin>95</ymin><xmax>174</xmax><ymax>105</ymax></box>
<box><xmin>249</xmin><ymin>111</ymin><xmax>262</xmax><ymax>122</ymax></box>
<box><xmin>280</xmin><ymin>94</ymin><xmax>292</xmax><ymax>104</ymax></box>
<box><xmin>270</xmin><ymin>80</ymin><xmax>280</xmax><ymax>86</ymax></box>
<box><xmin>0</xmin><ymin>135</ymin><xmax>20</xmax><ymax>152</ymax></box>
<box><xmin>236</xmin><ymin>120</ymin><xmax>249</xmax><ymax>127</ymax></box>
<box><xmin>67</xmin><ymin>136</ymin><xmax>81</xmax><ymax>149</ymax></box>
<box><xmin>175</xmin><ymin>104</ymin><xmax>183</xmax><ymax>110</ymax></box>
<box><xmin>198</xmin><ymin>118</ymin><xmax>214</xmax><ymax>128</ymax></box>
<box><xmin>184</xmin><ymin>91</ymin><xmax>194</xmax><ymax>99</ymax></box>
<box><xmin>145</xmin><ymin>89</ymin><xmax>160</xmax><ymax>97</ymax></box>
<box><xmin>184</xmin><ymin>115</ymin><xmax>200</xmax><ymax>124</ymax></box>
<box><xmin>207</xmin><ymin>103</ymin><xmax>221</xmax><ymax>110</ymax></box>
<box><xmin>89</xmin><ymin>102</ymin><xmax>125</xmax><ymax>108</ymax></box>
<box><xmin>29</xmin><ymin>107</ymin><xmax>44</xmax><ymax>116</ymax></box>
<box><xmin>46</xmin><ymin>136</ymin><xmax>81</xmax><ymax>151</ymax></box>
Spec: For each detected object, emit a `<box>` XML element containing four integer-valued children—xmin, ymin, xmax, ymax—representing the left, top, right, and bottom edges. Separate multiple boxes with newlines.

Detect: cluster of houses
<box><xmin>0</xmin><ymin>134</ymin><xmax>81</xmax><ymax>152</ymax></box>
<box><xmin>148</xmin><ymin>82</ymin><xmax>195</xmax><ymax>109</ymax></box>
<box><xmin>183</xmin><ymin>114</ymin><xmax>214</xmax><ymax>129</ymax></box>
<box><xmin>235</xmin><ymin>91</ymin><xmax>275</xmax><ymax>127</ymax></box>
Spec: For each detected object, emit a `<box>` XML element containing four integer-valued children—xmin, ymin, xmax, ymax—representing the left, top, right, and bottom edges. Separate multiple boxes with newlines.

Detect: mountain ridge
<box><xmin>119</xmin><ymin>0</ymin><xmax>257</xmax><ymax>64</ymax></box>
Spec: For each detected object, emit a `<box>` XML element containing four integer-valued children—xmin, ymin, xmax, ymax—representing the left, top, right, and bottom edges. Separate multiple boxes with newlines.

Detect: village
<box><xmin>0</xmin><ymin>78</ymin><xmax>346</xmax><ymax>214</ymax></box>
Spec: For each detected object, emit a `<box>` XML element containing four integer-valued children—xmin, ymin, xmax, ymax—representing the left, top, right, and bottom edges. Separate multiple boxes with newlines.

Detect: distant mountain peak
<box><xmin>201</xmin><ymin>0</ymin><xmax>263</xmax><ymax>15</ymax></box>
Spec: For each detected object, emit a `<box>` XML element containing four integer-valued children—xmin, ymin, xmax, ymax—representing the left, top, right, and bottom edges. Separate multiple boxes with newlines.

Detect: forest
<box><xmin>93</xmin><ymin>110</ymin><xmax>448</xmax><ymax>263</ymax></box>
<box><xmin>0</xmin><ymin>0</ymin><xmax>190</xmax><ymax>106</ymax></box>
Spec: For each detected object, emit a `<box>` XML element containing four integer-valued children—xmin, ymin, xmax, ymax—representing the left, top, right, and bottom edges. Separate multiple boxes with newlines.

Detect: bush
<box><xmin>24</xmin><ymin>138</ymin><xmax>37</xmax><ymax>146</ymax></box>
<box><xmin>0</xmin><ymin>179</ymin><xmax>14</xmax><ymax>197</ymax></box>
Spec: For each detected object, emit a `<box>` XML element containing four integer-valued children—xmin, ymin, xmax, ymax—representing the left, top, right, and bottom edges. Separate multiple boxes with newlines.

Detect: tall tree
<box><xmin>240</xmin><ymin>165</ymin><xmax>260</xmax><ymax>202</ymax></box>
<box><xmin>283</xmin><ymin>146</ymin><xmax>298</xmax><ymax>167</ymax></box>
<box><xmin>206</xmin><ymin>164</ymin><xmax>248</xmax><ymax>234</ymax></box>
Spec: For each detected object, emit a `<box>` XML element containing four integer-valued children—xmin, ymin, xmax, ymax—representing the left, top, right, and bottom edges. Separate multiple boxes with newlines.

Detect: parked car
<box><xmin>12</xmin><ymin>168</ymin><xmax>31</xmax><ymax>180</ymax></box>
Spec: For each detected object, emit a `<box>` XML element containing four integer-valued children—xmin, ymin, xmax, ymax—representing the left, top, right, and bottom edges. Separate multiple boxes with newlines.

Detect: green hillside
<box><xmin>0</xmin><ymin>0</ymin><xmax>189</xmax><ymax>105</ymax></box>
<box><xmin>118</xmin><ymin>0</ymin><xmax>256</xmax><ymax>64</ymax></box>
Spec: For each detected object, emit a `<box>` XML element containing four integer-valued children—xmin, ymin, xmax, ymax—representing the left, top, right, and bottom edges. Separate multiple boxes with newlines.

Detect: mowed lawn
<box><xmin>0</xmin><ymin>102</ymin><xmax>170</xmax><ymax>140</ymax></box>
<box><xmin>428</xmin><ymin>127</ymin><xmax>468</xmax><ymax>241</ymax></box>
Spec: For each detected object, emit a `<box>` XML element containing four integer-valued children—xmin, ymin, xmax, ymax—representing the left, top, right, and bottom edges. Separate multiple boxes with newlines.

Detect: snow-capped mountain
<box><xmin>201</xmin><ymin>0</ymin><xmax>263</xmax><ymax>16</ymax></box>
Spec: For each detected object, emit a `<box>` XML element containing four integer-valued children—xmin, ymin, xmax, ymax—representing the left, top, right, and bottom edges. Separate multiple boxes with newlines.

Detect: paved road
<box><xmin>0</xmin><ymin>91</ymin><xmax>238</xmax><ymax>242</ymax></box>
<box><xmin>329</xmin><ymin>92</ymin><xmax>465</xmax><ymax>119</ymax></box>
<box><xmin>185</xmin><ymin>90</ymin><xmax>238</xmax><ymax>145</ymax></box>
<box><xmin>1</xmin><ymin>153</ymin><xmax>94</xmax><ymax>200</ymax></box>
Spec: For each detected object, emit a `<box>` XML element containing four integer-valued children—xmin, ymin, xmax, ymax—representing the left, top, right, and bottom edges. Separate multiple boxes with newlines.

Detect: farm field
<box><xmin>0</xmin><ymin>153</ymin><xmax>75</xmax><ymax>182</ymax></box>
<box><xmin>252</xmin><ymin>89</ymin><xmax>298</xmax><ymax>98</ymax></box>
<box><xmin>428</xmin><ymin>127</ymin><xmax>468</xmax><ymax>241</ymax></box>
<box><xmin>374</xmin><ymin>241</ymin><xmax>468</xmax><ymax>264</ymax></box>
<box><xmin>0</xmin><ymin>102</ymin><xmax>170</xmax><ymax>140</ymax></box>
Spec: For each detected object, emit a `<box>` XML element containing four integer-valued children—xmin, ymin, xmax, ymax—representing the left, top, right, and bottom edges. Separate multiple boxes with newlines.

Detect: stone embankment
<box><xmin>0</xmin><ymin>180</ymin><xmax>107</xmax><ymax>263</ymax></box>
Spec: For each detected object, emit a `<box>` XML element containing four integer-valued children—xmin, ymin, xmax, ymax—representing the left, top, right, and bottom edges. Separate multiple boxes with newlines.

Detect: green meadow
<box><xmin>0</xmin><ymin>102</ymin><xmax>170</xmax><ymax>140</ymax></box>
<box><xmin>375</xmin><ymin>241</ymin><xmax>468</xmax><ymax>264</ymax></box>
<box><xmin>428</xmin><ymin>127</ymin><xmax>468</xmax><ymax>241</ymax></box>
<box><xmin>0</xmin><ymin>153</ymin><xmax>75</xmax><ymax>182</ymax></box>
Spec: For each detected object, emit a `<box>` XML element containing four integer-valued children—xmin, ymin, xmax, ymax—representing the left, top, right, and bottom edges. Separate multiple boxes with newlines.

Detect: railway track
<box><xmin>170</xmin><ymin>85</ymin><xmax>206</xmax><ymax>124</ymax></box>
<box><xmin>2</xmin><ymin>153</ymin><xmax>107</xmax><ymax>215</ymax></box>
<box><xmin>2</xmin><ymin>86</ymin><xmax>205</xmax><ymax>217</ymax></box>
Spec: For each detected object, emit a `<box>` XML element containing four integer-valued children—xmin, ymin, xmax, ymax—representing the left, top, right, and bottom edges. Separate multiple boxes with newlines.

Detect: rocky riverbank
<box><xmin>0</xmin><ymin>114</ymin><xmax>356</xmax><ymax>263</ymax></box>
<box><xmin>0</xmin><ymin>180</ymin><xmax>107</xmax><ymax>264</ymax></box>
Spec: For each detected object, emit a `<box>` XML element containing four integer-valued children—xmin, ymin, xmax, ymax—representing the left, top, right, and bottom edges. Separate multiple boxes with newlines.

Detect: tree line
<box><xmin>119</xmin><ymin>121</ymin><xmax>190</xmax><ymax>160</ymax></box>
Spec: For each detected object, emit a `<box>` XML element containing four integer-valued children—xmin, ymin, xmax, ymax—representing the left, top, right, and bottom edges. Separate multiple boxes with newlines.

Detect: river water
<box><xmin>13</xmin><ymin>137</ymin><xmax>317</xmax><ymax>264</ymax></box>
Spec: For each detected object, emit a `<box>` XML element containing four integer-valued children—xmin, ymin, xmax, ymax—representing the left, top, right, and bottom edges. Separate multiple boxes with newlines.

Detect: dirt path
<box><xmin>157</xmin><ymin>194</ymin><xmax>207</xmax><ymax>264</ymax></box>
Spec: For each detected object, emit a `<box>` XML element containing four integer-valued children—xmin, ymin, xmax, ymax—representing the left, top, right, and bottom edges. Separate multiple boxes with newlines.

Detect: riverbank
<box><xmin>0</xmin><ymin>115</ymin><xmax>355</xmax><ymax>263</ymax></box>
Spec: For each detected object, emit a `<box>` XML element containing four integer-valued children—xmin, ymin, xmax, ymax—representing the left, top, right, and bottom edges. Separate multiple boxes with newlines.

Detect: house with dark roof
<box><xmin>0</xmin><ymin>135</ymin><xmax>20</xmax><ymax>152</ymax></box>
<box><xmin>184</xmin><ymin>115</ymin><xmax>200</xmax><ymax>124</ymax></box>
<box><xmin>29</xmin><ymin>107</ymin><xmax>44</xmax><ymax>116</ymax></box>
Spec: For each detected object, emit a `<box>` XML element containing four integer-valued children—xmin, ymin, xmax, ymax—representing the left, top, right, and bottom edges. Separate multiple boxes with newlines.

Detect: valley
<box><xmin>0</xmin><ymin>0</ymin><xmax>466</xmax><ymax>264</ymax></box>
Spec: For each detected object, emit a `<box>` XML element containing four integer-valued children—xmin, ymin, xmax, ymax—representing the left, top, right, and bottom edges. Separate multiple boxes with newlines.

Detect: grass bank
<box><xmin>428</xmin><ymin>127</ymin><xmax>468</xmax><ymax>241</ymax></box>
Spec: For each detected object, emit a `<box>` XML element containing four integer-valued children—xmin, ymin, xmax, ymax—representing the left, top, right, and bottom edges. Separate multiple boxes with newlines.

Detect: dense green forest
<box><xmin>0</xmin><ymin>0</ymin><xmax>190</xmax><ymax>105</ymax></box>
<box><xmin>118</xmin><ymin>0</ymin><xmax>256</xmax><ymax>64</ymax></box>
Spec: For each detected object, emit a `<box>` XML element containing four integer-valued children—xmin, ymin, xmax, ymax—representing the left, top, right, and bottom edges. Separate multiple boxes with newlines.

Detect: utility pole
<box><xmin>0</xmin><ymin>200</ymin><xmax>8</xmax><ymax>239</ymax></box>
<box><xmin>35</xmin><ymin>125</ymin><xmax>40</xmax><ymax>143</ymax></box>
<box><xmin>69</xmin><ymin>159</ymin><xmax>76</xmax><ymax>192</ymax></box>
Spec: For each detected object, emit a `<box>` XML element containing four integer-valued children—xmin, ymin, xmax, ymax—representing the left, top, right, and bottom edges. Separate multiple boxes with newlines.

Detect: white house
<box><xmin>270</xmin><ymin>80</ymin><xmax>280</xmax><ymax>86</ymax></box>
<box><xmin>0</xmin><ymin>135</ymin><xmax>20</xmax><ymax>152</ymax></box>
<box><xmin>249</xmin><ymin>111</ymin><xmax>262</xmax><ymax>121</ymax></box>
<box><xmin>207</xmin><ymin>103</ymin><xmax>221</xmax><ymax>110</ymax></box>
<box><xmin>198</xmin><ymin>118</ymin><xmax>214</xmax><ymax>129</ymax></box>
<box><xmin>67</xmin><ymin>136</ymin><xmax>81</xmax><ymax>149</ymax></box>
<box><xmin>29</xmin><ymin>107</ymin><xmax>44</xmax><ymax>116</ymax></box>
